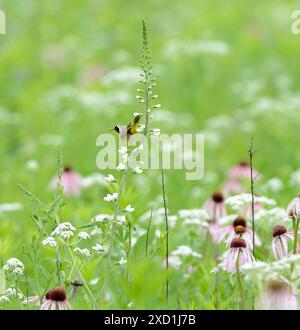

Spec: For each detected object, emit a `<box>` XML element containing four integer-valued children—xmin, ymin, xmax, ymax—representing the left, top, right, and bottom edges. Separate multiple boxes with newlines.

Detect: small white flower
<box><xmin>167</xmin><ymin>256</ymin><xmax>182</xmax><ymax>270</ymax></box>
<box><xmin>116</xmin><ymin>215</ymin><xmax>126</xmax><ymax>224</ymax></box>
<box><xmin>3</xmin><ymin>258</ymin><xmax>24</xmax><ymax>276</ymax></box>
<box><xmin>118</xmin><ymin>257</ymin><xmax>127</xmax><ymax>265</ymax></box>
<box><xmin>124</xmin><ymin>204</ymin><xmax>135</xmax><ymax>213</ymax></box>
<box><xmin>105</xmin><ymin>174</ymin><xmax>116</xmax><ymax>183</ymax></box>
<box><xmin>133</xmin><ymin>166</ymin><xmax>143</xmax><ymax>174</ymax></box>
<box><xmin>178</xmin><ymin>209</ymin><xmax>210</xmax><ymax>221</ymax></box>
<box><xmin>225</xmin><ymin>193</ymin><xmax>276</xmax><ymax>212</ymax></box>
<box><xmin>5</xmin><ymin>288</ymin><xmax>24</xmax><ymax>299</ymax></box>
<box><xmin>90</xmin><ymin>227</ymin><xmax>102</xmax><ymax>236</ymax></box>
<box><xmin>119</xmin><ymin>147</ymin><xmax>128</xmax><ymax>155</ymax></box>
<box><xmin>42</xmin><ymin>237</ymin><xmax>57</xmax><ymax>248</ymax></box>
<box><xmin>151</xmin><ymin>128</ymin><xmax>161</xmax><ymax>136</ymax></box>
<box><xmin>171</xmin><ymin>245</ymin><xmax>202</xmax><ymax>259</ymax></box>
<box><xmin>92</xmin><ymin>244</ymin><xmax>107</xmax><ymax>253</ymax></box>
<box><xmin>0</xmin><ymin>296</ymin><xmax>10</xmax><ymax>304</ymax></box>
<box><xmin>74</xmin><ymin>247</ymin><xmax>90</xmax><ymax>258</ymax></box>
<box><xmin>51</xmin><ymin>222</ymin><xmax>76</xmax><ymax>240</ymax></box>
<box><xmin>93</xmin><ymin>214</ymin><xmax>111</xmax><ymax>223</ymax></box>
<box><xmin>117</xmin><ymin>163</ymin><xmax>126</xmax><ymax>171</ymax></box>
<box><xmin>104</xmin><ymin>193</ymin><xmax>118</xmax><ymax>202</ymax></box>
<box><xmin>78</xmin><ymin>231</ymin><xmax>91</xmax><ymax>240</ymax></box>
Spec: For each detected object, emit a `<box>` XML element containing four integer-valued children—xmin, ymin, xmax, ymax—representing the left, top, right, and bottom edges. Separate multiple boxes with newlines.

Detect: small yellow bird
<box><xmin>113</xmin><ymin>114</ymin><xmax>142</xmax><ymax>139</ymax></box>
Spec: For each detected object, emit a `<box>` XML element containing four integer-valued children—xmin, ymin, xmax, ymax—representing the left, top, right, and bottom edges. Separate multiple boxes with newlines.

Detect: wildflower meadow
<box><xmin>1</xmin><ymin>0</ymin><xmax>300</xmax><ymax>312</ymax></box>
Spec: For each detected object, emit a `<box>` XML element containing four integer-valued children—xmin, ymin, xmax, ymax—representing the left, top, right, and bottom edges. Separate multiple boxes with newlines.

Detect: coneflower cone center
<box><xmin>239</xmin><ymin>161</ymin><xmax>248</xmax><ymax>167</ymax></box>
<box><xmin>234</xmin><ymin>225</ymin><xmax>246</xmax><ymax>234</ymax></box>
<box><xmin>233</xmin><ymin>216</ymin><xmax>247</xmax><ymax>228</ymax></box>
<box><xmin>46</xmin><ymin>287</ymin><xmax>67</xmax><ymax>302</ymax></box>
<box><xmin>212</xmin><ymin>192</ymin><xmax>224</xmax><ymax>203</ymax></box>
<box><xmin>230</xmin><ymin>237</ymin><xmax>246</xmax><ymax>248</ymax></box>
<box><xmin>267</xmin><ymin>280</ymin><xmax>289</xmax><ymax>293</ymax></box>
<box><xmin>272</xmin><ymin>225</ymin><xmax>287</xmax><ymax>238</ymax></box>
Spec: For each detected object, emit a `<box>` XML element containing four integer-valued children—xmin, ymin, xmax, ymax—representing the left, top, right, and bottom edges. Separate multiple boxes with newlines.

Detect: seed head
<box><xmin>212</xmin><ymin>192</ymin><xmax>224</xmax><ymax>203</ymax></box>
<box><xmin>45</xmin><ymin>287</ymin><xmax>67</xmax><ymax>302</ymax></box>
<box><xmin>230</xmin><ymin>237</ymin><xmax>246</xmax><ymax>248</ymax></box>
<box><xmin>234</xmin><ymin>225</ymin><xmax>246</xmax><ymax>234</ymax></box>
<box><xmin>233</xmin><ymin>216</ymin><xmax>247</xmax><ymax>228</ymax></box>
<box><xmin>272</xmin><ymin>225</ymin><xmax>287</xmax><ymax>238</ymax></box>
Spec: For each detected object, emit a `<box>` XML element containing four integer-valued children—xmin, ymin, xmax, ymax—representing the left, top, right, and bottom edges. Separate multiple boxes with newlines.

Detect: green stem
<box><xmin>236</xmin><ymin>250</ymin><xmax>244</xmax><ymax>310</ymax></box>
<box><xmin>293</xmin><ymin>217</ymin><xmax>299</xmax><ymax>254</ymax></box>
<box><xmin>161</xmin><ymin>167</ymin><xmax>169</xmax><ymax>304</ymax></box>
<box><xmin>68</xmin><ymin>248</ymin><xmax>98</xmax><ymax>309</ymax></box>
<box><xmin>126</xmin><ymin>221</ymin><xmax>132</xmax><ymax>282</ymax></box>
<box><xmin>145</xmin><ymin>207</ymin><xmax>153</xmax><ymax>256</ymax></box>
<box><xmin>103</xmin><ymin>169</ymin><xmax>129</xmax><ymax>296</ymax></box>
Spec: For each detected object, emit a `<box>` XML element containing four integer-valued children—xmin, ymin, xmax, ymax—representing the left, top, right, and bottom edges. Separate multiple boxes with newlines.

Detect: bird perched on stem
<box><xmin>113</xmin><ymin>114</ymin><xmax>142</xmax><ymax>140</ymax></box>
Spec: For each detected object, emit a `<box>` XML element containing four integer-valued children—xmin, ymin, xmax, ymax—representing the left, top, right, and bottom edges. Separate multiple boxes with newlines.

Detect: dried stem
<box><xmin>248</xmin><ymin>137</ymin><xmax>256</xmax><ymax>257</ymax></box>
<box><xmin>248</xmin><ymin>136</ymin><xmax>256</xmax><ymax>310</ymax></box>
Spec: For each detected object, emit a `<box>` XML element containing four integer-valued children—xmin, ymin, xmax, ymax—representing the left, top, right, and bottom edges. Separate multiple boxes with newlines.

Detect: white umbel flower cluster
<box><xmin>178</xmin><ymin>208</ymin><xmax>210</xmax><ymax>227</ymax></box>
<box><xmin>78</xmin><ymin>231</ymin><xmax>91</xmax><ymax>240</ymax></box>
<box><xmin>104</xmin><ymin>193</ymin><xmax>118</xmax><ymax>202</ymax></box>
<box><xmin>74</xmin><ymin>247</ymin><xmax>90</xmax><ymax>258</ymax></box>
<box><xmin>171</xmin><ymin>245</ymin><xmax>202</xmax><ymax>259</ymax></box>
<box><xmin>42</xmin><ymin>237</ymin><xmax>57</xmax><ymax>248</ymax></box>
<box><xmin>124</xmin><ymin>204</ymin><xmax>135</xmax><ymax>213</ymax></box>
<box><xmin>92</xmin><ymin>244</ymin><xmax>107</xmax><ymax>253</ymax></box>
<box><xmin>105</xmin><ymin>174</ymin><xmax>116</xmax><ymax>183</ymax></box>
<box><xmin>3</xmin><ymin>258</ymin><xmax>24</xmax><ymax>276</ymax></box>
<box><xmin>225</xmin><ymin>193</ymin><xmax>276</xmax><ymax>211</ymax></box>
<box><xmin>51</xmin><ymin>222</ymin><xmax>76</xmax><ymax>239</ymax></box>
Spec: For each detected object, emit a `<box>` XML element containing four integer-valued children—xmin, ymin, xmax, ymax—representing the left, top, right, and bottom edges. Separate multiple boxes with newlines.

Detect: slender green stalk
<box><xmin>293</xmin><ymin>217</ymin><xmax>300</xmax><ymax>254</ymax></box>
<box><xmin>236</xmin><ymin>250</ymin><xmax>244</xmax><ymax>310</ymax></box>
<box><xmin>103</xmin><ymin>169</ymin><xmax>129</xmax><ymax>297</ymax></box>
<box><xmin>145</xmin><ymin>207</ymin><xmax>153</xmax><ymax>256</ymax></box>
<box><xmin>126</xmin><ymin>220</ymin><xmax>132</xmax><ymax>282</ymax></box>
<box><xmin>248</xmin><ymin>137</ymin><xmax>256</xmax><ymax>310</ymax></box>
<box><xmin>68</xmin><ymin>247</ymin><xmax>98</xmax><ymax>309</ymax></box>
<box><xmin>213</xmin><ymin>273</ymin><xmax>219</xmax><ymax>310</ymax></box>
<box><xmin>161</xmin><ymin>167</ymin><xmax>169</xmax><ymax>303</ymax></box>
<box><xmin>248</xmin><ymin>137</ymin><xmax>255</xmax><ymax>257</ymax></box>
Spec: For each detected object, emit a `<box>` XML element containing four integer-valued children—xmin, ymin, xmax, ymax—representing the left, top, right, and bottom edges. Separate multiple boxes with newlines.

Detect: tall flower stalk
<box><xmin>287</xmin><ymin>196</ymin><xmax>300</xmax><ymax>256</ymax></box>
<box><xmin>139</xmin><ymin>21</ymin><xmax>169</xmax><ymax>302</ymax></box>
<box><xmin>104</xmin><ymin>21</ymin><xmax>160</xmax><ymax>294</ymax></box>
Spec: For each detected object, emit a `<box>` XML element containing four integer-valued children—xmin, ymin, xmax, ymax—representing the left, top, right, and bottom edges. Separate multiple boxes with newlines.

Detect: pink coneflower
<box><xmin>218</xmin><ymin>216</ymin><xmax>261</xmax><ymax>249</ymax></box>
<box><xmin>287</xmin><ymin>195</ymin><xmax>300</xmax><ymax>255</ymax></box>
<box><xmin>287</xmin><ymin>195</ymin><xmax>300</xmax><ymax>218</ymax></box>
<box><xmin>228</xmin><ymin>161</ymin><xmax>261</xmax><ymax>181</ymax></box>
<box><xmin>204</xmin><ymin>192</ymin><xmax>227</xmax><ymax>242</ymax></box>
<box><xmin>224</xmin><ymin>237</ymin><xmax>255</xmax><ymax>272</ymax></box>
<box><xmin>204</xmin><ymin>192</ymin><xmax>226</xmax><ymax>223</ymax></box>
<box><xmin>50</xmin><ymin>166</ymin><xmax>82</xmax><ymax>196</ymax></box>
<box><xmin>272</xmin><ymin>225</ymin><xmax>293</xmax><ymax>259</ymax></box>
<box><xmin>41</xmin><ymin>287</ymin><xmax>70</xmax><ymax>310</ymax></box>
<box><xmin>259</xmin><ymin>280</ymin><xmax>298</xmax><ymax>310</ymax></box>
